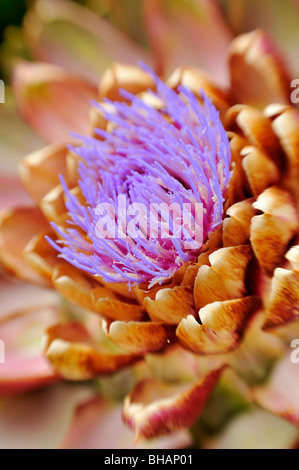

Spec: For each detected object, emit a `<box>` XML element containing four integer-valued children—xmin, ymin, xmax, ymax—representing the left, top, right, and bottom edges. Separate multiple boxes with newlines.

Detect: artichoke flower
<box><xmin>1</xmin><ymin>0</ymin><xmax>299</xmax><ymax>450</ymax></box>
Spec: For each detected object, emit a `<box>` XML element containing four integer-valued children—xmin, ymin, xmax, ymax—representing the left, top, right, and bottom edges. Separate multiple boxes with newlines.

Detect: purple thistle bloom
<box><xmin>47</xmin><ymin>66</ymin><xmax>231</xmax><ymax>288</ymax></box>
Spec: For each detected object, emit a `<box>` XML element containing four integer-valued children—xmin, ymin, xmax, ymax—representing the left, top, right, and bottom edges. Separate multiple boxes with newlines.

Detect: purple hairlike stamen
<box><xmin>47</xmin><ymin>65</ymin><xmax>232</xmax><ymax>288</ymax></box>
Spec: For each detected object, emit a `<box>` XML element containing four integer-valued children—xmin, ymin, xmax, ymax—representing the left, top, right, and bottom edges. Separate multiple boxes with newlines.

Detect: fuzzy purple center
<box><xmin>48</xmin><ymin>66</ymin><xmax>231</xmax><ymax>287</ymax></box>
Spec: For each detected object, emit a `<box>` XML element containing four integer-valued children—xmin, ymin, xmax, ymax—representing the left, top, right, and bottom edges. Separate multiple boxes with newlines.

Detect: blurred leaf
<box><xmin>13</xmin><ymin>61</ymin><xmax>99</xmax><ymax>142</ymax></box>
<box><xmin>86</xmin><ymin>0</ymin><xmax>148</xmax><ymax>45</ymax></box>
<box><xmin>253</xmin><ymin>354</ymin><xmax>299</xmax><ymax>427</ymax></box>
<box><xmin>203</xmin><ymin>407</ymin><xmax>299</xmax><ymax>449</ymax></box>
<box><xmin>60</xmin><ymin>397</ymin><xmax>192</xmax><ymax>449</ymax></box>
<box><xmin>0</xmin><ymin>88</ymin><xmax>45</xmax><ymax>174</ymax></box>
<box><xmin>22</xmin><ymin>0</ymin><xmax>152</xmax><ymax>85</ymax></box>
<box><xmin>198</xmin><ymin>369</ymin><xmax>251</xmax><ymax>436</ymax></box>
<box><xmin>0</xmin><ymin>25</ymin><xmax>33</xmax><ymax>82</ymax></box>
<box><xmin>0</xmin><ymin>384</ymin><xmax>93</xmax><ymax>449</ymax></box>
<box><xmin>228</xmin><ymin>313</ymin><xmax>285</xmax><ymax>385</ymax></box>
<box><xmin>220</xmin><ymin>0</ymin><xmax>299</xmax><ymax>76</ymax></box>
<box><xmin>0</xmin><ymin>0</ymin><xmax>26</xmax><ymax>41</ymax></box>
<box><xmin>144</xmin><ymin>0</ymin><xmax>233</xmax><ymax>83</ymax></box>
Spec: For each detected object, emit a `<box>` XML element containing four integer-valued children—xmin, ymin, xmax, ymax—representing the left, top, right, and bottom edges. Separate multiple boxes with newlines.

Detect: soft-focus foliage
<box><xmin>1</xmin><ymin>0</ymin><xmax>299</xmax><ymax>450</ymax></box>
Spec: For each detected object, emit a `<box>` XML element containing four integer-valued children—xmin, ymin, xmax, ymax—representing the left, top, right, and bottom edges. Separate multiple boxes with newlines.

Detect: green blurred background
<box><xmin>0</xmin><ymin>0</ymin><xmax>87</xmax><ymax>79</ymax></box>
<box><xmin>0</xmin><ymin>0</ymin><xmax>147</xmax><ymax>81</ymax></box>
<box><xmin>0</xmin><ymin>0</ymin><xmax>26</xmax><ymax>43</ymax></box>
<box><xmin>0</xmin><ymin>0</ymin><xmax>90</xmax><ymax>43</ymax></box>
<box><xmin>0</xmin><ymin>0</ymin><xmax>143</xmax><ymax>44</ymax></box>
<box><xmin>0</xmin><ymin>0</ymin><xmax>298</xmax><ymax>82</ymax></box>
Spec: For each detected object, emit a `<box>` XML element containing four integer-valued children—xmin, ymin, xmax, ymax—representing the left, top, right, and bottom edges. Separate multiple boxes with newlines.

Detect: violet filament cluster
<box><xmin>48</xmin><ymin>67</ymin><xmax>232</xmax><ymax>287</ymax></box>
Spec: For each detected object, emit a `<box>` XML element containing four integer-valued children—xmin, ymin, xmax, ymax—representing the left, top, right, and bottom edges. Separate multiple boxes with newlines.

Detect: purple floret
<box><xmin>47</xmin><ymin>65</ymin><xmax>231</xmax><ymax>287</ymax></box>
